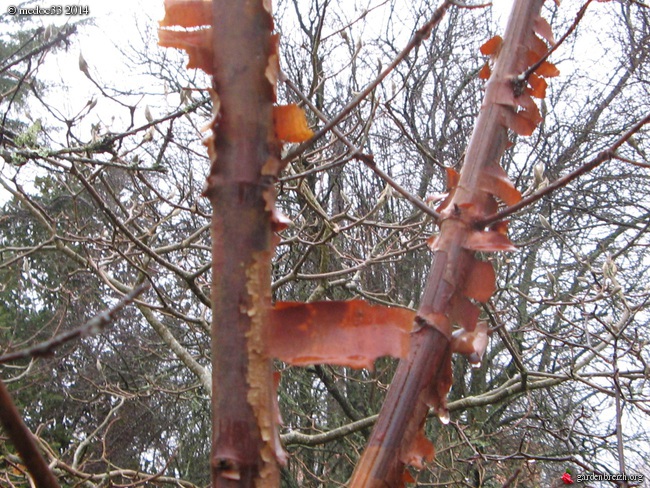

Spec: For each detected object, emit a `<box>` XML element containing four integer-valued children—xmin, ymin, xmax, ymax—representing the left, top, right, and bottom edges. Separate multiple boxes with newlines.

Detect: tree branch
<box><xmin>0</xmin><ymin>377</ymin><xmax>60</xmax><ymax>488</ymax></box>
<box><xmin>281</xmin><ymin>0</ymin><xmax>452</xmax><ymax>165</ymax></box>
<box><xmin>479</xmin><ymin>111</ymin><xmax>650</xmax><ymax>227</ymax></box>
<box><xmin>0</xmin><ymin>283</ymin><xmax>148</xmax><ymax>364</ymax></box>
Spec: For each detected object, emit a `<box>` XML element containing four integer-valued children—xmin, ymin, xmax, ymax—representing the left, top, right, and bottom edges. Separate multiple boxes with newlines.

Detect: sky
<box><xmin>0</xmin><ymin>0</ymin><xmax>169</xmax><ymax>204</ymax></box>
<box><xmin>0</xmin><ymin>0</ymin><xmax>624</xmax><ymax>206</ymax></box>
<box><xmin>1</xmin><ymin>0</ymin><xmax>165</xmax><ymax>122</ymax></box>
<box><xmin>0</xmin><ymin>0</ymin><xmax>533</xmax><ymax>118</ymax></box>
<box><xmin>1</xmin><ymin>0</ymin><xmax>647</xmax><ymax>478</ymax></box>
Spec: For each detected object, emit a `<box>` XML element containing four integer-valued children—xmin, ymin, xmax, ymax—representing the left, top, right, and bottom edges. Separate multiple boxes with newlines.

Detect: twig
<box><xmin>521</xmin><ymin>0</ymin><xmax>594</xmax><ymax>82</ymax></box>
<box><xmin>613</xmin><ymin>153</ymin><xmax>650</xmax><ymax>169</ymax></box>
<box><xmin>280</xmin><ymin>0</ymin><xmax>451</xmax><ymax>166</ymax></box>
<box><xmin>0</xmin><ymin>283</ymin><xmax>148</xmax><ymax>364</ymax></box>
<box><xmin>612</xmin><ymin>337</ymin><xmax>629</xmax><ymax>484</ymax></box>
<box><xmin>4</xmin><ymin>96</ymin><xmax>208</xmax><ymax>160</ymax></box>
<box><xmin>484</xmin><ymin>305</ymin><xmax>528</xmax><ymax>389</ymax></box>
<box><xmin>72</xmin><ymin>397</ymin><xmax>126</xmax><ymax>469</ymax></box>
<box><xmin>448</xmin><ymin>0</ymin><xmax>492</xmax><ymax>9</ymax></box>
<box><xmin>50</xmin><ymin>456</ymin><xmax>200</xmax><ymax>488</ymax></box>
<box><xmin>479</xmin><ymin>111</ymin><xmax>650</xmax><ymax>227</ymax></box>
<box><xmin>501</xmin><ymin>468</ymin><xmax>521</xmax><ymax>488</ymax></box>
<box><xmin>0</xmin><ymin>26</ymin><xmax>77</xmax><ymax>76</ymax></box>
<box><xmin>282</xmin><ymin>74</ymin><xmax>440</xmax><ymax>221</ymax></box>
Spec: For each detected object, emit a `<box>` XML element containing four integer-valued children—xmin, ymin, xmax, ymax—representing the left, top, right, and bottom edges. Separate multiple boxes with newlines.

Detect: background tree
<box><xmin>1</xmin><ymin>0</ymin><xmax>649</xmax><ymax>486</ymax></box>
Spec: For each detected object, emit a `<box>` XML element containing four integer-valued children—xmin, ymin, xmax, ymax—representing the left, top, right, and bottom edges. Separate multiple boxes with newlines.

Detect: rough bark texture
<box><xmin>349</xmin><ymin>0</ymin><xmax>547</xmax><ymax>485</ymax></box>
<box><xmin>348</xmin><ymin>329</ymin><xmax>452</xmax><ymax>487</ymax></box>
<box><xmin>207</xmin><ymin>1</ymin><xmax>281</xmax><ymax>486</ymax></box>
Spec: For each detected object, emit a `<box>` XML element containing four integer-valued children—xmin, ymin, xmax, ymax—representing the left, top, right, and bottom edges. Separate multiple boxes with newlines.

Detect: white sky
<box><xmin>0</xmin><ymin>0</ymin><xmax>168</xmax><ymax>204</ymax></box>
<box><xmin>1</xmin><ymin>0</ymin><xmax>647</xmax><ymax>478</ymax></box>
<box><xmin>0</xmin><ymin>0</ymin><xmax>623</xmax><ymax>204</ymax></box>
<box><xmin>1</xmin><ymin>0</ymin><xmax>165</xmax><ymax>122</ymax></box>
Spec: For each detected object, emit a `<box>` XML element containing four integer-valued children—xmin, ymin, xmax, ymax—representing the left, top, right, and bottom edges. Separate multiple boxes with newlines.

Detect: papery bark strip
<box><xmin>206</xmin><ymin>0</ymin><xmax>282</xmax><ymax>485</ymax></box>
<box><xmin>348</xmin><ymin>1</ymin><xmax>547</xmax><ymax>485</ymax></box>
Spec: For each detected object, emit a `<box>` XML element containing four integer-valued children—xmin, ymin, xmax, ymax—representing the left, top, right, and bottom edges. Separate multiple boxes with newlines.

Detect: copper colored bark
<box><xmin>349</xmin><ymin>0</ymin><xmax>550</xmax><ymax>485</ymax></box>
<box><xmin>159</xmin><ymin>0</ymin><xmax>560</xmax><ymax>485</ymax></box>
<box><xmin>268</xmin><ymin>301</ymin><xmax>414</xmax><ymax>369</ymax></box>
<box><xmin>206</xmin><ymin>0</ymin><xmax>283</xmax><ymax>485</ymax></box>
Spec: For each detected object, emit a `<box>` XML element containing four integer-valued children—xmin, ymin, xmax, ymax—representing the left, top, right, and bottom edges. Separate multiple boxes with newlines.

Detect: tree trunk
<box><xmin>349</xmin><ymin>0</ymin><xmax>547</xmax><ymax>485</ymax></box>
<box><xmin>207</xmin><ymin>1</ymin><xmax>281</xmax><ymax>485</ymax></box>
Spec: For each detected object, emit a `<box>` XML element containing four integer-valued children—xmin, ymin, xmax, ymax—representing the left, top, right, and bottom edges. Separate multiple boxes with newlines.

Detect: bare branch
<box><xmin>282</xmin><ymin>74</ymin><xmax>440</xmax><ymax>220</ymax></box>
<box><xmin>0</xmin><ymin>377</ymin><xmax>60</xmax><ymax>488</ymax></box>
<box><xmin>281</xmin><ymin>0</ymin><xmax>452</xmax><ymax>165</ymax></box>
<box><xmin>479</xmin><ymin>111</ymin><xmax>650</xmax><ymax>227</ymax></box>
<box><xmin>0</xmin><ymin>283</ymin><xmax>148</xmax><ymax>364</ymax></box>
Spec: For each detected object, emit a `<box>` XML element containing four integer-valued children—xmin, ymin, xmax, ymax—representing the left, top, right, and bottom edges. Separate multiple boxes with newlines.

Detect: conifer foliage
<box><xmin>1</xmin><ymin>0</ymin><xmax>648</xmax><ymax>486</ymax></box>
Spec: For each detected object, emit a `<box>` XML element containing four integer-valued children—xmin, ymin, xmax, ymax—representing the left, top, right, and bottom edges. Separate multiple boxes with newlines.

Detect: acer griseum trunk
<box><xmin>156</xmin><ymin>0</ymin><xmax>637</xmax><ymax>486</ymax></box>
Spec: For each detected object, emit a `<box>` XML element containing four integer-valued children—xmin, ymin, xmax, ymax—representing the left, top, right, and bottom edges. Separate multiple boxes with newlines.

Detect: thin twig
<box><xmin>522</xmin><ymin>0</ymin><xmax>593</xmax><ymax>82</ymax></box>
<box><xmin>281</xmin><ymin>0</ymin><xmax>451</xmax><ymax>166</ymax></box>
<box><xmin>0</xmin><ymin>26</ymin><xmax>78</xmax><ymax>76</ymax></box>
<box><xmin>479</xmin><ymin>112</ymin><xmax>650</xmax><ymax>226</ymax></box>
<box><xmin>612</xmin><ymin>337</ymin><xmax>629</xmax><ymax>482</ymax></box>
<box><xmin>484</xmin><ymin>304</ymin><xmax>528</xmax><ymax>389</ymax></box>
<box><xmin>50</xmin><ymin>455</ymin><xmax>201</xmax><ymax>488</ymax></box>
<box><xmin>282</xmin><ymin>75</ymin><xmax>440</xmax><ymax>220</ymax></box>
<box><xmin>448</xmin><ymin>0</ymin><xmax>492</xmax><ymax>9</ymax></box>
<box><xmin>500</xmin><ymin>468</ymin><xmax>521</xmax><ymax>488</ymax></box>
<box><xmin>0</xmin><ymin>283</ymin><xmax>148</xmax><ymax>364</ymax></box>
<box><xmin>3</xmin><ymin>96</ymin><xmax>208</xmax><ymax>160</ymax></box>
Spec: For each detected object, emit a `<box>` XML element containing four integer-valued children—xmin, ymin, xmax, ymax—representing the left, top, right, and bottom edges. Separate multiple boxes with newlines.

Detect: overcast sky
<box><xmin>0</xmin><ymin>0</ymin><xmax>614</xmax><ymax>205</ymax></box>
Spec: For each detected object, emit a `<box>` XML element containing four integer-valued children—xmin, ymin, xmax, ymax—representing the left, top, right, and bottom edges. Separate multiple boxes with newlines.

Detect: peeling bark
<box><xmin>349</xmin><ymin>1</ymin><xmax>548</xmax><ymax>485</ymax></box>
<box><xmin>207</xmin><ymin>0</ymin><xmax>282</xmax><ymax>485</ymax></box>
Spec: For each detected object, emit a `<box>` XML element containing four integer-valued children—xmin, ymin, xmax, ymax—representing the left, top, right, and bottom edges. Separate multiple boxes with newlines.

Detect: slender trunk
<box><xmin>208</xmin><ymin>1</ymin><xmax>280</xmax><ymax>485</ymax></box>
<box><xmin>349</xmin><ymin>1</ymin><xmax>547</xmax><ymax>485</ymax></box>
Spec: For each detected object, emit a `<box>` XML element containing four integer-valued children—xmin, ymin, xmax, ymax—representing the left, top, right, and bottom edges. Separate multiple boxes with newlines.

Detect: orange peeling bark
<box><xmin>349</xmin><ymin>1</ymin><xmax>547</xmax><ymax>485</ymax></box>
<box><xmin>207</xmin><ymin>0</ymin><xmax>282</xmax><ymax>486</ymax></box>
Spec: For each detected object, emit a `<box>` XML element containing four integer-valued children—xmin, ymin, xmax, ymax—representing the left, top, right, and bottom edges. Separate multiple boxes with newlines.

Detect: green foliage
<box><xmin>13</xmin><ymin>119</ymin><xmax>42</xmax><ymax>148</ymax></box>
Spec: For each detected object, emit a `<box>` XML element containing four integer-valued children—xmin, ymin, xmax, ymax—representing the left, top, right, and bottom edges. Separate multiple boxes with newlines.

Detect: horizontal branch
<box><xmin>50</xmin><ymin>454</ymin><xmax>200</xmax><ymax>488</ymax></box>
<box><xmin>281</xmin><ymin>372</ymin><xmax>563</xmax><ymax>447</ymax></box>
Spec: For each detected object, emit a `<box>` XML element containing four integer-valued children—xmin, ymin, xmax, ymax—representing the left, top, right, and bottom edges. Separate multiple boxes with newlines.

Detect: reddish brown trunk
<box><xmin>348</xmin><ymin>328</ymin><xmax>451</xmax><ymax>487</ymax></box>
<box><xmin>0</xmin><ymin>378</ymin><xmax>61</xmax><ymax>488</ymax></box>
<box><xmin>349</xmin><ymin>0</ymin><xmax>547</xmax><ymax>485</ymax></box>
<box><xmin>207</xmin><ymin>0</ymin><xmax>280</xmax><ymax>485</ymax></box>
